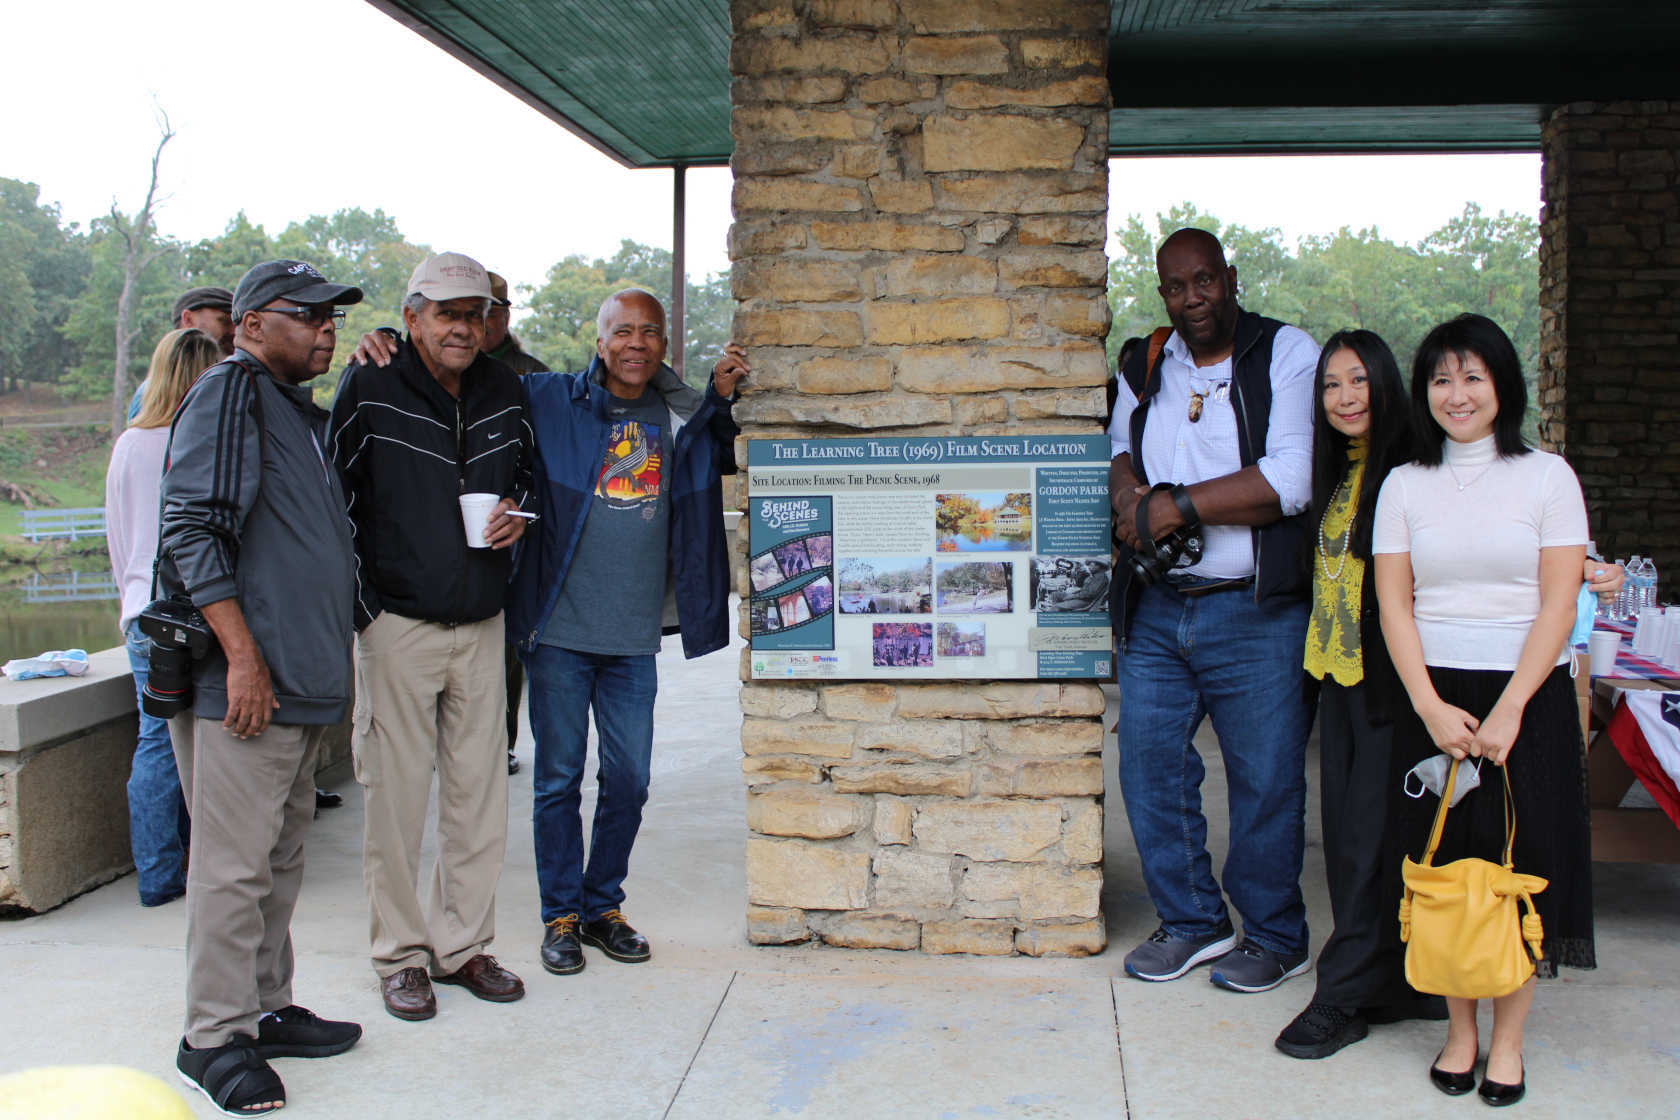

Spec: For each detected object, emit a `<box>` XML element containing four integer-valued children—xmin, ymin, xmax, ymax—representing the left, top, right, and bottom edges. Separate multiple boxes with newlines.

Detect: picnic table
<box><xmin>1577</xmin><ymin>619</ymin><xmax>1680</xmax><ymax>863</ymax></box>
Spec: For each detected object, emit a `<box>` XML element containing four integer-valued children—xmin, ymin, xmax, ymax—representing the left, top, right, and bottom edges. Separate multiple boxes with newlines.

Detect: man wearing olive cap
<box><xmin>158</xmin><ymin>259</ymin><xmax>366</xmax><ymax>1114</ymax></box>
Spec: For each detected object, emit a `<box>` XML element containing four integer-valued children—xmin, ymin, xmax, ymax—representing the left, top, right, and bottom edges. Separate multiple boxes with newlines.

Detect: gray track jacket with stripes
<box><xmin>157</xmin><ymin>352</ymin><xmax>357</xmax><ymax>725</ymax></box>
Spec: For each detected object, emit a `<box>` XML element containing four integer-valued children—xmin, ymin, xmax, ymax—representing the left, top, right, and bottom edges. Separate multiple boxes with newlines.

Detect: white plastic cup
<box><xmin>458</xmin><ymin>492</ymin><xmax>500</xmax><ymax>549</ymax></box>
<box><xmin>1634</xmin><ymin>606</ymin><xmax>1661</xmax><ymax>654</ymax></box>
<box><xmin>1588</xmin><ymin>628</ymin><xmax>1620</xmax><ymax>678</ymax></box>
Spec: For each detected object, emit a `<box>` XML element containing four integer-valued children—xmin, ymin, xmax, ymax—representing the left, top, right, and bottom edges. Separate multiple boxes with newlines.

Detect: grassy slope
<box><xmin>0</xmin><ymin>425</ymin><xmax>113</xmax><ymax>539</ymax></box>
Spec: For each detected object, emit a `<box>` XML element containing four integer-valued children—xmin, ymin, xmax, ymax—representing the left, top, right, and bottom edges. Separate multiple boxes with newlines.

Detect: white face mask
<box><xmin>1403</xmin><ymin>755</ymin><xmax>1483</xmax><ymax>807</ymax></box>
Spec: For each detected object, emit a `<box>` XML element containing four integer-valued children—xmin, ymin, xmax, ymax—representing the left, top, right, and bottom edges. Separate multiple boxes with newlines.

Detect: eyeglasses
<box><xmin>254</xmin><ymin>305</ymin><xmax>346</xmax><ymax>330</ymax></box>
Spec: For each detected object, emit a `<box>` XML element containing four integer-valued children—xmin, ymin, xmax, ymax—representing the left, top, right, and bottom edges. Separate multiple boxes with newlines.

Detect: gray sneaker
<box><xmin>1208</xmin><ymin>938</ymin><xmax>1311</xmax><ymax>993</ymax></box>
<box><xmin>1123</xmin><ymin>926</ymin><xmax>1239</xmax><ymax>982</ymax></box>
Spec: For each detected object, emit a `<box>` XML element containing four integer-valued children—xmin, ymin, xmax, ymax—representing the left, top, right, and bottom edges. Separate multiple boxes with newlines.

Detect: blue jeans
<box><xmin>524</xmin><ymin>644</ymin><xmax>657</xmax><ymax>922</ymax></box>
<box><xmin>1116</xmin><ymin>582</ymin><xmax>1312</xmax><ymax>955</ymax></box>
<box><xmin>125</xmin><ymin>621</ymin><xmax>190</xmax><ymax>905</ymax></box>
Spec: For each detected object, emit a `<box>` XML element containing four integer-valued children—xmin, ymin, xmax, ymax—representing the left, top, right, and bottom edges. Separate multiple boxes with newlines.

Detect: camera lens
<box><xmin>142</xmin><ymin>646</ymin><xmax>194</xmax><ymax>719</ymax></box>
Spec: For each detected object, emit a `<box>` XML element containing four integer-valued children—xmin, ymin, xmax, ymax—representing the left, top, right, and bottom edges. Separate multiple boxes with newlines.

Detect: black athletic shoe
<box><xmin>1275</xmin><ymin>1002</ymin><xmax>1368</xmax><ymax>1060</ymax></box>
<box><xmin>254</xmin><ymin>1005</ymin><xmax>362</xmax><ymax>1059</ymax></box>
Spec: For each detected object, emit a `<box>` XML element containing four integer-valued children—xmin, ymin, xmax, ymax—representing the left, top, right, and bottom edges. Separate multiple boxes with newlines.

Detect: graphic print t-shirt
<box><xmin>541</xmin><ymin>387</ymin><xmax>674</xmax><ymax>655</ymax></box>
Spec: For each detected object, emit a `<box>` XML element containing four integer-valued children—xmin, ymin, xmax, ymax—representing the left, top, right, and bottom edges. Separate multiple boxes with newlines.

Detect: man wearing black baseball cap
<box><xmin>126</xmin><ymin>286</ymin><xmax>237</xmax><ymax>424</ymax></box>
<box><xmin>158</xmin><ymin>259</ymin><xmax>365</xmax><ymax>1114</ymax></box>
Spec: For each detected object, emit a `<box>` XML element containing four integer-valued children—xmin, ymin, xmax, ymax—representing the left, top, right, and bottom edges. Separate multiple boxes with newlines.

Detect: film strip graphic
<box><xmin>747</xmin><ymin>529</ymin><xmax>834</xmax><ymax>637</ymax></box>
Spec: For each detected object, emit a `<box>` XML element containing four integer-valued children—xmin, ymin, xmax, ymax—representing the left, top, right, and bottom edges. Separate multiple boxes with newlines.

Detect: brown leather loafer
<box><xmin>432</xmin><ymin>954</ymin><xmax>525</xmax><ymax>1003</ymax></box>
<box><xmin>381</xmin><ymin>966</ymin><xmax>436</xmax><ymax>1021</ymax></box>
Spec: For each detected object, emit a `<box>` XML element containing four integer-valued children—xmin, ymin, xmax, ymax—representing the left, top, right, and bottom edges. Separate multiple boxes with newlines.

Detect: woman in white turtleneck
<box><xmin>1372</xmin><ymin>313</ymin><xmax>1593</xmax><ymax>1109</ymax></box>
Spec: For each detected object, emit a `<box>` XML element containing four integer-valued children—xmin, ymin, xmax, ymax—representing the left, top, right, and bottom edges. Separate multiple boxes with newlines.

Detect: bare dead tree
<box><xmin>109</xmin><ymin>112</ymin><xmax>175</xmax><ymax>437</ymax></box>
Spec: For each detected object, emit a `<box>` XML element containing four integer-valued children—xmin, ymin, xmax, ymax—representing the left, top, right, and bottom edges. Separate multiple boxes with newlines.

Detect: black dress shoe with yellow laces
<box><xmin>580</xmin><ymin>909</ymin><xmax>651</xmax><ymax>963</ymax></box>
<box><xmin>541</xmin><ymin>914</ymin><xmax>585</xmax><ymax>975</ymax></box>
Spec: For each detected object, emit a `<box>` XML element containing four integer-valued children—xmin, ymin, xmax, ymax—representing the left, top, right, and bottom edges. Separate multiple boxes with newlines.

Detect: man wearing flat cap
<box><xmin>329</xmin><ymin>251</ymin><xmax>534</xmax><ymax>1023</ymax></box>
<box><xmin>127</xmin><ymin>286</ymin><xmax>237</xmax><ymax>422</ymax></box>
<box><xmin>158</xmin><ymin>259</ymin><xmax>365</xmax><ymax>1113</ymax></box>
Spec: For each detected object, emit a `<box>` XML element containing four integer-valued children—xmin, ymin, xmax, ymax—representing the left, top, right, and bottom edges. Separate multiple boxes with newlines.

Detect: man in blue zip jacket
<box><xmin>507</xmin><ymin>287</ymin><xmax>746</xmax><ymax>976</ymax></box>
<box><xmin>1108</xmin><ymin>229</ymin><xmax>1318</xmax><ymax>995</ymax></box>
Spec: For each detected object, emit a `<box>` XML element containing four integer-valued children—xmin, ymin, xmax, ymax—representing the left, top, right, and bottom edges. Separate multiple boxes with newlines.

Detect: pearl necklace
<box><xmin>1318</xmin><ymin>478</ymin><xmax>1354</xmax><ymax>581</ymax></box>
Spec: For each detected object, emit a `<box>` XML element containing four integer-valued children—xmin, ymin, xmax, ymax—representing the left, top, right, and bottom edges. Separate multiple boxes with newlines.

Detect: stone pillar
<box><xmin>729</xmin><ymin>0</ymin><xmax>1111</xmax><ymax>955</ymax></box>
<box><xmin>1540</xmin><ymin>100</ymin><xmax>1680</xmax><ymax>575</ymax></box>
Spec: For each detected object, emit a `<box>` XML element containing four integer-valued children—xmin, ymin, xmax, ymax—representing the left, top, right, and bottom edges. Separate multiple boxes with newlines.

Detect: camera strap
<box><xmin>149</xmin><ymin>356</ymin><xmax>271</xmax><ymax>602</ymax></box>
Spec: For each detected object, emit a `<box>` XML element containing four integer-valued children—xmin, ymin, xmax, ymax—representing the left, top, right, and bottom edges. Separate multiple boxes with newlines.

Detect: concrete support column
<box><xmin>1540</xmin><ymin>100</ymin><xmax>1680</xmax><ymax>574</ymax></box>
<box><xmin>727</xmin><ymin>0</ymin><xmax>1112</xmax><ymax>955</ymax></box>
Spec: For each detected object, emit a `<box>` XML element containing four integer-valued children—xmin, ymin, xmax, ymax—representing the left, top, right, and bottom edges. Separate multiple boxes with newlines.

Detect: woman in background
<box><xmin>1374</xmin><ymin>313</ymin><xmax>1595</xmax><ymax>1108</ymax></box>
<box><xmin>105</xmin><ymin>327</ymin><xmax>221</xmax><ymax>906</ymax></box>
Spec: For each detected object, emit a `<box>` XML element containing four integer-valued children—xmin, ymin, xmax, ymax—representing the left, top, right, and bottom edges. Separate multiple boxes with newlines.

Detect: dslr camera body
<box><xmin>1121</xmin><ymin>482</ymin><xmax>1203</xmax><ymax>587</ymax></box>
<box><xmin>136</xmin><ymin>595</ymin><xmax>216</xmax><ymax>718</ymax></box>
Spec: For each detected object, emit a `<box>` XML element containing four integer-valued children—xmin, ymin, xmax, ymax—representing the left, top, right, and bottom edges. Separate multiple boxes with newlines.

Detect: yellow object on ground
<box><xmin>0</xmin><ymin>1065</ymin><xmax>193</xmax><ymax>1119</ymax></box>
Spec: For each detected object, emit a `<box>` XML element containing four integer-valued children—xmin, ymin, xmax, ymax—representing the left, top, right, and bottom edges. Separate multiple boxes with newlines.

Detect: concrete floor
<box><xmin>3</xmin><ymin>615</ymin><xmax>1678</xmax><ymax>1119</ymax></box>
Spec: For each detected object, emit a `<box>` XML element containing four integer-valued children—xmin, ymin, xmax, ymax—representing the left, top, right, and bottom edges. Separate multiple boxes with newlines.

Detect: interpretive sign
<box><xmin>745</xmin><ymin>435</ymin><xmax>1112</xmax><ymax>680</ymax></box>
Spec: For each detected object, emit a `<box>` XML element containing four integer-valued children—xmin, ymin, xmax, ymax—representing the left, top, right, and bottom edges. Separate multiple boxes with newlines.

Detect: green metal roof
<box><xmin>367</xmin><ymin>0</ymin><xmax>1678</xmax><ymax>168</ymax></box>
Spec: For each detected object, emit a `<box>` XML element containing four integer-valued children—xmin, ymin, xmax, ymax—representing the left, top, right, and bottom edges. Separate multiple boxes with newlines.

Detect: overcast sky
<box><xmin>7</xmin><ymin>1</ymin><xmax>1541</xmax><ymax>313</ymax></box>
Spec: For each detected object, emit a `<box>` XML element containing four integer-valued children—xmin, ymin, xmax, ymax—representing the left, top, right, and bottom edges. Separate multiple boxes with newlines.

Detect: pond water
<box><xmin>938</xmin><ymin>531</ymin><xmax>1031</xmax><ymax>552</ymax></box>
<box><xmin>0</xmin><ymin>562</ymin><xmax>123</xmax><ymax>660</ymax></box>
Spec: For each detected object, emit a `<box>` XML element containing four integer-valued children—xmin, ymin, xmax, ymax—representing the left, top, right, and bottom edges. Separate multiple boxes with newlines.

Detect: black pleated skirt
<box><xmin>1389</xmin><ymin>664</ymin><xmax>1596</xmax><ymax>977</ymax></box>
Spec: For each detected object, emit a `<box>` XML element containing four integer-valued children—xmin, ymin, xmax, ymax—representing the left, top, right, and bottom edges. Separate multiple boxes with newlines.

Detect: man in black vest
<box><xmin>1108</xmin><ymin>228</ymin><xmax>1318</xmax><ymax>994</ymax></box>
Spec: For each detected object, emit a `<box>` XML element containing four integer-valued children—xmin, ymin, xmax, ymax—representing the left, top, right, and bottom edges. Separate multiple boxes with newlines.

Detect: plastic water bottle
<box><xmin>1619</xmin><ymin>557</ymin><xmax>1640</xmax><ymax>621</ymax></box>
<box><xmin>1641</xmin><ymin>556</ymin><xmax>1659</xmax><ymax>611</ymax></box>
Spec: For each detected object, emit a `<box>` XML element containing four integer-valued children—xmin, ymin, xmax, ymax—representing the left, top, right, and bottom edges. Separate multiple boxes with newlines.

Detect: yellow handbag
<box><xmin>1398</xmin><ymin>761</ymin><xmax>1548</xmax><ymax>999</ymax></box>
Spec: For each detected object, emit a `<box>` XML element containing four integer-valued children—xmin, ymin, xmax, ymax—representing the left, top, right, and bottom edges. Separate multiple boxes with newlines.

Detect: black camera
<box><xmin>137</xmin><ymin>595</ymin><xmax>215</xmax><ymax>719</ymax></box>
<box><xmin>1121</xmin><ymin>482</ymin><xmax>1203</xmax><ymax>587</ymax></box>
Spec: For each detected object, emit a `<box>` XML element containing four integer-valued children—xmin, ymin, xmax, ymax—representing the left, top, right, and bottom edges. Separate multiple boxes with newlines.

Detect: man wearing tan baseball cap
<box><xmin>328</xmin><ymin>251</ymin><xmax>535</xmax><ymax>1022</ymax></box>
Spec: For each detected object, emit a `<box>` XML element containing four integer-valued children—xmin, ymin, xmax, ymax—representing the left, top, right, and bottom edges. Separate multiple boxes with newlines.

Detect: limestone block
<box><xmin>820</xmin><ymin>682</ymin><xmax>898</xmax><ymax>721</ymax></box>
<box><xmin>734</xmin><ymin>179</ymin><xmax>866</xmax><ymax>214</ymax></box>
<box><xmin>1020</xmin><ymin>38</ymin><xmax>1105</xmax><ymax>70</ymax></box>
<box><xmin>731</xmin><ymin>221</ymin><xmax>809</xmax><ymax>257</ymax></box>
<box><xmin>734</xmin><ymin>391</ymin><xmax>954</xmax><ymax>428</ymax></box>
<box><xmin>818</xmin><ymin>914</ymin><xmax>922</xmax><ymax>950</ymax></box>
<box><xmin>958</xmin><ymin>898</ymin><xmax>1020</xmax><ymax>920</ymax></box>
<box><xmin>733</xmin><ymin>76</ymin><xmax>848</xmax><ymax>105</ymax></box>
<box><xmin>973</xmin><ymin>217</ymin><xmax>1013</xmax><ymax>245</ymax></box>
<box><xmin>852</xmin><ymin>719</ymin><xmax>965</xmax><ymax>759</ymax></box>
<box><xmin>902</xmin><ymin>0</ymin><xmax>1106</xmax><ymax>33</ymax></box>
<box><xmin>963</xmin><ymin>863</ymin><xmax>1100</xmax><ymax>920</ymax></box>
<box><xmin>741</xmin><ymin>715</ymin><xmax>856</xmax><ymax>758</ymax></box>
<box><xmin>740</xmin><ymin>684</ymin><xmax>820</xmax><ymax>719</ymax></box>
<box><xmin>897</xmin><ymin>682</ymin><xmax>1105</xmax><ymax>720</ymax></box>
<box><xmin>923</xmin><ymin>116</ymin><xmax>1086</xmax><ymax>173</ymax></box>
<box><xmin>873</xmin><ymin>847</ymin><xmax>956</xmax><ymax>908</ymax></box>
<box><xmin>732</xmin><ymin>33</ymin><xmax>891</xmax><ymax>75</ymax></box>
<box><xmin>902</xmin><ymin>35</ymin><xmax>1008</xmax><ymax>75</ymax></box>
<box><xmin>747</xmin><ymin>788</ymin><xmax>871</xmax><ymax>839</ymax></box>
<box><xmin>963</xmin><ymin>718</ymin><xmax>1101</xmax><ymax>757</ymax></box>
<box><xmin>747</xmin><ymin>905</ymin><xmax>812</xmax><ymax>944</ymax></box>
<box><xmin>858</xmin><ymin>76</ymin><xmax>935</xmax><ymax>104</ymax></box>
<box><xmin>734</xmin><ymin>259</ymin><xmax>863</xmax><ymax>303</ymax></box>
<box><xmin>1015</xmin><ymin>920</ymin><xmax>1107</xmax><ymax>957</ymax></box>
<box><xmin>884</xmin><ymin>256</ymin><xmax>997</xmax><ymax>297</ymax></box>
<box><xmin>960</xmin><ymin>860</ymin><xmax>1032</xmax><ymax>902</ymax></box>
<box><xmin>921</xmin><ymin>918</ymin><xmax>1017</xmax><ymax>955</ymax></box>
<box><xmin>873</xmin><ymin>795</ymin><xmax>913</xmax><ymax>845</ymax></box>
<box><xmin>742</xmin><ymin>757</ymin><xmax>825</xmax><ymax>786</ymax></box>
<box><xmin>1042</xmin><ymin>292</ymin><xmax>1113</xmax><ymax>337</ymax></box>
<box><xmin>746</xmin><ymin>837</ymin><xmax>870</xmax><ymax>910</ymax></box>
<box><xmin>808</xmin><ymin>0</ymin><xmax>898</xmax><ymax>29</ymax></box>
<box><xmin>953</xmin><ymin>396</ymin><xmax>1009</xmax><ymax>425</ymax></box>
<box><xmin>1061</xmin><ymin>341</ymin><xmax>1111</xmax><ymax>381</ymax></box>
<box><xmin>1012</xmin><ymin>387</ymin><xmax>1107</xmax><ymax>421</ymax></box>
<box><xmin>832</xmin><ymin>144</ymin><xmax>883</xmax><ymax>179</ymax></box>
<box><xmin>866</xmin><ymin>299</ymin><xmax>1010</xmax><ymax>344</ymax></box>
<box><xmin>944</xmin><ymin>77</ymin><xmax>1110</xmax><ymax>110</ymax></box>
<box><xmin>734</xmin><ymin>309</ymin><xmax>863</xmax><ymax>348</ymax></box>
<box><xmin>811</xmin><ymin>220</ymin><xmax>965</xmax><ymax>252</ymax></box>
<box><xmin>796</xmin><ymin>356</ymin><xmax>894</xmax><ymax>395</ymax></box>
<box><xmin>831</xmin><ymin>761</ymin><xmax>971</xmax><ymax>796</ymax></box>
<box><xmin>999</xmin><ymin>249</ymin><xmax>1109</xmax><ymax>288</ymax></box>
<box><xmin>1062</xmin><ymin>800</ymin><xmax>1103</xmax><ymax>864</ymax></box>
<box><xmin>868</xmin><ymin>179</ymin><xmax>935</xmax><ymax>213</ymax></box>
<box><xmin>735</xmin><ymin>1</ymin><xmax>796</xmax><ymax>33</ymax></box>
<box><xmin>935</xmin><ymin>173</ymin><xmax>1105</xmax><ymax>214</ymax></box>
<box><xmin>1017</xmin><ymin>215</ymin><xmax>1107</xmax><ymax>246</ymax></box>
<box><xmin>913</xmin><ymin>799</ymin><xmax>1062</xmax><ymax>860</ymax></box>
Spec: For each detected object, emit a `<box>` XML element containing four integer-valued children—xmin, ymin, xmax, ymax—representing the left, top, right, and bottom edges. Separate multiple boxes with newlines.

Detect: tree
<box><xmin>0</xmin><ymin>179</ymin><xmax>90</xmax><ymax>393</ymax></box>
<box><xmin>521</xmin><ymin>240</ymin><xmax>732</xmax><ymax>388</ymax></box>
<box><xmin>105</xmin><ymin>116</ymin><xmax>175</xmax><ymax>436</ymax></box>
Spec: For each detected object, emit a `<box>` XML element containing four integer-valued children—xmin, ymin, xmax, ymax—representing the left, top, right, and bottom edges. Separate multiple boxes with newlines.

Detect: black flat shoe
<box><xmin>1430</xmin><ymin>1051</ymin><xmax>1476</xmax><ymax>1096</ymax></box>
<box><xmin>1479</xmin><ymin>1063</ymin><xmax>1525</xmax><ymax>1107</ymax></box>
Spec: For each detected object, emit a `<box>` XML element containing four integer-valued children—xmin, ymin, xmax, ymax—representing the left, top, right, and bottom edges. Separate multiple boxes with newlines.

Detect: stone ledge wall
<box><xmin>729</xmin><ymin>0</ymin><xmax>1110</xmax><ymax>954</ymax></box>
<box><xmin>1540</xmin><ymin>100</ymin><xmax>1680</xmax><ymax>575</ymax></box>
